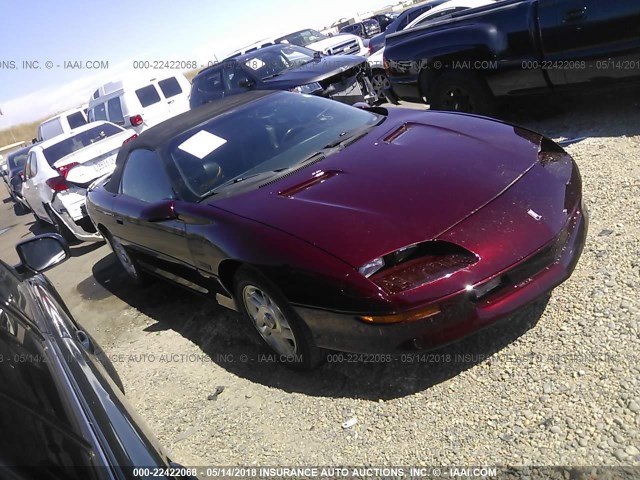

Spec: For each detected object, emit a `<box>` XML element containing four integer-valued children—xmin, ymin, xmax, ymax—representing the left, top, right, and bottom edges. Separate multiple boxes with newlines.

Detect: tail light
<box><xmin>46</xmin><ymin>176</ymin><xmax>69</xmax><ymax>192</ymax></box>
<box><xmin>368</xmin><ymin>44</ymin><xmax>375</xmax><ymax>55</ymax></box>
<box><xmin>130</xmin><ymin>114</ymin><xmax>143</xmax><ymax>127</ymax></box>
<box><xmin>57</xmin><ymin>162</ymin><xmax>79</xmax><ymax>178</ymax></box>
<box><xmin>123</xmin><ymin>134</ymin><xmax>138</xmax><ymax>144</ymax></box>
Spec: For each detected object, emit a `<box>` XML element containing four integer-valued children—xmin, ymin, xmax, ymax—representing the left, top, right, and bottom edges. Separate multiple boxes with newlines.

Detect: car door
<box><xmin>22</xmin><ymin>150</ymin><xmax>48</xmax><ymax>218</ymax></box>
<box><xmin>538</xmin><ymin>0</ymin><xmax>640</xmax><ymax>84</ymax></box>
<box><xmin>109</xmin><ymin>148</ymin><xmax>193</xmax><ymax>272</ymax></box>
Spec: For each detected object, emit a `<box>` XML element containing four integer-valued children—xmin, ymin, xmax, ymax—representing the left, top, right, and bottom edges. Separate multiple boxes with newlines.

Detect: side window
<box><xmin>196</xmin><ymin>69</ymin><xmax>223</xmax><ymax>94</ymax></box>
<box><xmin>415</xmin><ymin>8</ymin><xmax>456</xmax><ymax>27</ymax></box>
<box><xmin>107</xmin><ymin>97</ymin><xmax>125</xmax><ymax>125</ymax></box>
<box><xmin>27</xmin><ymin>153</ymin><xmax>37</xmax><ymax>177</ymax></box>
<box><xmin>0</xmin><ymin>305</ymin><xmax>94</xmax><ymax>477</ymax></box>
<box><xmin>135</xmin><ymin>85</ymin><xmax>161</xmax><ymax>107</ymax></box>
<box><xmin>223</xmin><ymin>66</ymin><xmax>252</xmax><ymax>91</ymax></box>
<box><xmin>158</xmin><ymin>77</ymin><xmax>183</xmax><ymax>99</ymax></box>
<box><xmin>94</xmin><ymin>102</ymin><xmax>107</xmax><ymax>121</ymax></box>
<box><xmin>66</xmin><ymin>112</ymin><xmax>86</xmax><ymax>129</ymax></box>
<box><xmin>121</xmin><ymin>149</ymin><xmax>175</xmax><ymax>203</ymax></box>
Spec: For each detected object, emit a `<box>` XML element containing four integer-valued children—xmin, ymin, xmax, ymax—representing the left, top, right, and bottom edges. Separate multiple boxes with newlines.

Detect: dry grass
<box><xmin>0</xmin><ymin>118</ymin><xmax>44</xmax><ymax>147</ymax></box>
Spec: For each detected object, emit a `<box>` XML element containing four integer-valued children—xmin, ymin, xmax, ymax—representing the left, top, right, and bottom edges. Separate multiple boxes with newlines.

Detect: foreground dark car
<box><xmin>190</xmin><ymin>44</ymin><xmax>376</xmax><ymax>108</ymax></box>
<box><xmin>1</xmin><ymin>234</ymin><xmax>194</xmax><ymax>479</ymax></box>
<box><xmin>87</xmin><ymin>91</ymin><xmax>587</xmax><ymax>370</ymax></box>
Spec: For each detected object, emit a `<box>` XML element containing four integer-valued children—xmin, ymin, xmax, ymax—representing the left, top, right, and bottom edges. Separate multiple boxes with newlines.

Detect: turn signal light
<box><xmin>130</xmin><ymin>114</ymin><xmax>143</xmax><ymax>126</ymax></box>
<box><xmin>46</xmin><ymin>176</ymin><xmax>69</xmax><ymax>192</ymax></box>
<box><xmin>358</xmin><ymin>304</ymin><xmax>441</xmax><ymax>324</ymax></box>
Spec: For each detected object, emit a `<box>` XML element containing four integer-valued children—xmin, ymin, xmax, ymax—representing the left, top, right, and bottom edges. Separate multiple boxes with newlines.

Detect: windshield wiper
<box><xmin>204</xmin><ymin>170</ymin><xmax>281</xmax><ymax>196</ymax></box>
<box><xmin>323</xmin><ymin>125</ymin><xmax>374</xmax><ymax>150</ymax></box>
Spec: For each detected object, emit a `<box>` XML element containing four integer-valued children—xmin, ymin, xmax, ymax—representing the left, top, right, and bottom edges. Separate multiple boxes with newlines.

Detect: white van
<box><xmin>37</xmin><ymin>107</ymin><xmax>88</xmax><ymax>141</ymax></box>
<box><xmin>87</xmin><ymin>74</ymin><xmax>191</xmax><ymax>133</ymax></box>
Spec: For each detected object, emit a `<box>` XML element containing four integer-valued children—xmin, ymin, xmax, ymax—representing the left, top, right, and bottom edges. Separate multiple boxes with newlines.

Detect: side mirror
<box><xmin>313</xmin><ymin>51</ymin><xmax>322</xmax><ymax>61</ymax></box>
<box><xmin>15</xmin><ymin>234</ymin><xmax>69</xmax><ymax>274</ymax></box>
<box><xmin>238</xmin><ymin>79</ymin><xmax>255</xmax><ymax>89</ymax></box>
<box><xmin>139</xmin><ymin>199</ymin><xmax>177</xmax><ymax>222</ymax></box>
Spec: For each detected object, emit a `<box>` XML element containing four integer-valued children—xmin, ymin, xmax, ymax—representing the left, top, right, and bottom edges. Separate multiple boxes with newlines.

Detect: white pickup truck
<box><xmin>228</xmin><ymin>28</ymin><xmax>368</xmax><ymax>58</ymax></box>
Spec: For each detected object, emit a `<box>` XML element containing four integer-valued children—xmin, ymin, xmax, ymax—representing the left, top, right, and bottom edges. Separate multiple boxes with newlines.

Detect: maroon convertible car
<box><xmin>86</xmin><ymin>90</ymin><xmax>587</xmax><ymax>369</ymax></box>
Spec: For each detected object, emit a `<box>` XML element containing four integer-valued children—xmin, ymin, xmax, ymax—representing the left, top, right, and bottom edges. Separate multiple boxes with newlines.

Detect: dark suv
<box><xmin>190</xmin><ymin>44</ymin><xmax>377</xmax><ymax>107</ymax></box>
<box><xmin>339</xmin><ymin>19</ymin><xmax>381</xmax><ymax>39</ymax></box>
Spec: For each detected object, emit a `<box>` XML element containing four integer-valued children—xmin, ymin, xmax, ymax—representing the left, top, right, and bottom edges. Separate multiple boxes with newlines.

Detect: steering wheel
<box><xmin>199</xmin><ymin>161</ymin><xmax>224</xmax><ymax>192</ymax></box>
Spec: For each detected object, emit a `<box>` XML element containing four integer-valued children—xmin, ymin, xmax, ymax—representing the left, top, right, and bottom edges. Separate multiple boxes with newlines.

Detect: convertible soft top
<box><xmin>105</xmin><ymin>90</ymin><xmax>277</xmax><ymax>192</ymax></box>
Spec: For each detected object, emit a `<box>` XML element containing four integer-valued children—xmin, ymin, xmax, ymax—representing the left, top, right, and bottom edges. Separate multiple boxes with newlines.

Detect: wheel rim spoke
<box><xmin>243</xmin><ymin>285</ymin><xmax>297</xmax><ymax>357</ymax></box>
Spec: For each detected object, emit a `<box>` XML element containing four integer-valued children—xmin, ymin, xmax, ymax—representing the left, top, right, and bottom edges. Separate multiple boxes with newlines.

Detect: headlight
<box><xmin>290</xmin><ymin>82</ymin><xmax>322</xmax><ymax>94</ymax></box>
<box><xmin>358</xmin><ymin>257</ymin><xmax>385</xmax><ymax>278</ymax></box>
<box><xmin>359</xmin><ymin>241</ymin><xmax>478</xmax><ymax>293</ymax></box>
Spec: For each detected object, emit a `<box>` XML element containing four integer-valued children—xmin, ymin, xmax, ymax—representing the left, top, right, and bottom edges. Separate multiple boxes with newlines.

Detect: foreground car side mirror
<box><xmin>15</xmin><ymin>234</ymin><xmax>69</xmax><ymax>274</ymax></box>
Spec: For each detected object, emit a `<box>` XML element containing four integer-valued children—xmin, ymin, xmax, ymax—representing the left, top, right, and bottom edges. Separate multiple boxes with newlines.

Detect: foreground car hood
<box><xmin>262</xmin><ymin>55</ymin><xmax>366</xmax><ymax>87</ymax></box>
<box><xmin>214</xmin><ymin>110</ymin><xmax>542</xmax><ymax>268</ymax></box>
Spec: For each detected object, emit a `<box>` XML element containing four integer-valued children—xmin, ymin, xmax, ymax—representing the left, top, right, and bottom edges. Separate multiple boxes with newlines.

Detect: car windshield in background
<box><xmin>274</xmin><ymin>29</ymin><xmax>326</xmax><ymax>47</ymax></box>
<box><xmin>7</xmin><ymin>150</ymin><xmax>28</xmax><ymax>170</ymax></box>
<box><xmin>42</xmin><ymin>124</ymin><xmax>123</xmax><ymax>165</ymax></box>
<box><xmin>243</xmin><ymin>45</ymin><xmax>318</xmax><ymax>80</ymax></box>
<box><xmin>169</xmin><ymin>93</ymin><xmax>384</xmax><ymax>199</ymax></box>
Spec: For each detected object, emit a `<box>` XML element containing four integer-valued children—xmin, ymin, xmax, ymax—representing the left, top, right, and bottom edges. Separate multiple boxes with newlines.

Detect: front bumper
<box><xmin>294</xmin><ymin>204</ymin><xmax>587</xmax><ymax>354</ymax></box>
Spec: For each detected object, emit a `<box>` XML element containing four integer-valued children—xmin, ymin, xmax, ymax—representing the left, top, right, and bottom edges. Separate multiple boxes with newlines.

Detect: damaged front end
<box><xmin>320</xmin><ymin>62</ymin><xmax>378</xmax><ymax>105</ymax></box>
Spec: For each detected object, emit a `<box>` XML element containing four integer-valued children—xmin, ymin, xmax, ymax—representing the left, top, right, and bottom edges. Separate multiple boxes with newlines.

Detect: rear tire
<box><xmin>429</xmin><ymin>71</ymin><xmax>495</xmax><ymax>116</ymax></box>
<box><xmin>234</xmin><ymin>266</ymin><xmax>325</xmax><ymax>371</ymax></box>
<box><xmin>104</xmin><ymin>230</ymin><xmax>149</xmax><ymax>285</ymax></box>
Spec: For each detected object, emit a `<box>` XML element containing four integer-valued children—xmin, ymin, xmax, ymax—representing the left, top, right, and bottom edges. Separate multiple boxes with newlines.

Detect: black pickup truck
<box><xmin>384</xmin><ymin>0</ymin><xmax>640</xmax><ymax>114</ymax></box>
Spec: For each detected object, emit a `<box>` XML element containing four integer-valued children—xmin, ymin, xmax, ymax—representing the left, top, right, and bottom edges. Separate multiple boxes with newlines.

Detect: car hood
<box><xmin>262</xmin><ymin>55</ymin><xmax>366</xmax><ymax>88</ymax></box>
<box><xmin>213</xmin><ymin>110</ymin><xmax>543</xmax><ymax>268</ymax></box>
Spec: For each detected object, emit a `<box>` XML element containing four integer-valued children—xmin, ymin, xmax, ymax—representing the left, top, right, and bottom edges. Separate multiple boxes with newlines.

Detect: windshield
<box><xmin>242</xmin><ymin>45</ymin><xmax>318</xmax><ymax>80</ymax></box>
<box><xmin>42</xmin><ymin>124</ymin><xmax>123</xmax><ymax>166</ymax></box>
<box><xmin>274</xmin><ymin>29</ymin><xmax>326</xmax><ymax>47</ymax></box>
<box><xmin>168</xmin><ymin>93</ymin><xmax>385</xmax><ymax>200</ymax></box>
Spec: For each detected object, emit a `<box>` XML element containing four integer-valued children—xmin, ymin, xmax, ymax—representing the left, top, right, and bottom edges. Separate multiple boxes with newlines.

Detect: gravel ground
<box><xmin>5</xmin><ymin>92</ymin><xmax>637</xmax><ymax>471</ymax></box>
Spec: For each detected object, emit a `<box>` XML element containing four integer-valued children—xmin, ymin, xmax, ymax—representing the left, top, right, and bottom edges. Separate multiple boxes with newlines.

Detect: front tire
<box><xmin>429</xmin><ymin>71</ymin><xmax>495</xmax><ymax>116</ymax></box>
<box><xmin>234</xmin><ymin>267</ymin><xmax>325</xmax><ymax>371</ymax></box>
<box><xmin>104</xmin><ymin>231</ymin><xmax>148</xmax><ymax>285</ymax></box>
<box><xmin>371</xmin><ymin>70</ymin><xmax>390</xmax><ymax>104</ymax></box>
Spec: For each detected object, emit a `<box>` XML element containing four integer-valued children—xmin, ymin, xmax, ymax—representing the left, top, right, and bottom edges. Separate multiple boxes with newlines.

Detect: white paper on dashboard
<box><xmin>177</xmin><ymin>130</ymin><xmax>227</xmax><ymax>159</ymax></box>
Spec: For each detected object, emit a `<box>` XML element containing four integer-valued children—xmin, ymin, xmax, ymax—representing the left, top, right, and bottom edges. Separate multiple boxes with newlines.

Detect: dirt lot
<box><xmin>1</xmin><ymin>94</ymin><xmax>638</xmax><ymax>468</ymax></box>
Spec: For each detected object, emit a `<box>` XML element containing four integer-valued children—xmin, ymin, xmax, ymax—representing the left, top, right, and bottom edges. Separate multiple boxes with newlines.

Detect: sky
<box><xmin>0</xmin><ymin>0</ymin><xmax>392</xmax><ymax>129</ymax></box>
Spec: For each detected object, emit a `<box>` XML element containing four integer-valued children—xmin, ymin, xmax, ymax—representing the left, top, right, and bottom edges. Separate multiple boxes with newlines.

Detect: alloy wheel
<box><xmin>242</xmin><ymin>285</ymin><xmax>297</xmax><ymax>357</ymax></box>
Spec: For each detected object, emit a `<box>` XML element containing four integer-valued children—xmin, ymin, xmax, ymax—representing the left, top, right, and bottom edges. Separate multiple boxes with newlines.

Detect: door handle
<box><xmin>563</xmin><ymin>7</ymin><xmax>587</xmax><ymax>23</ymax></box>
